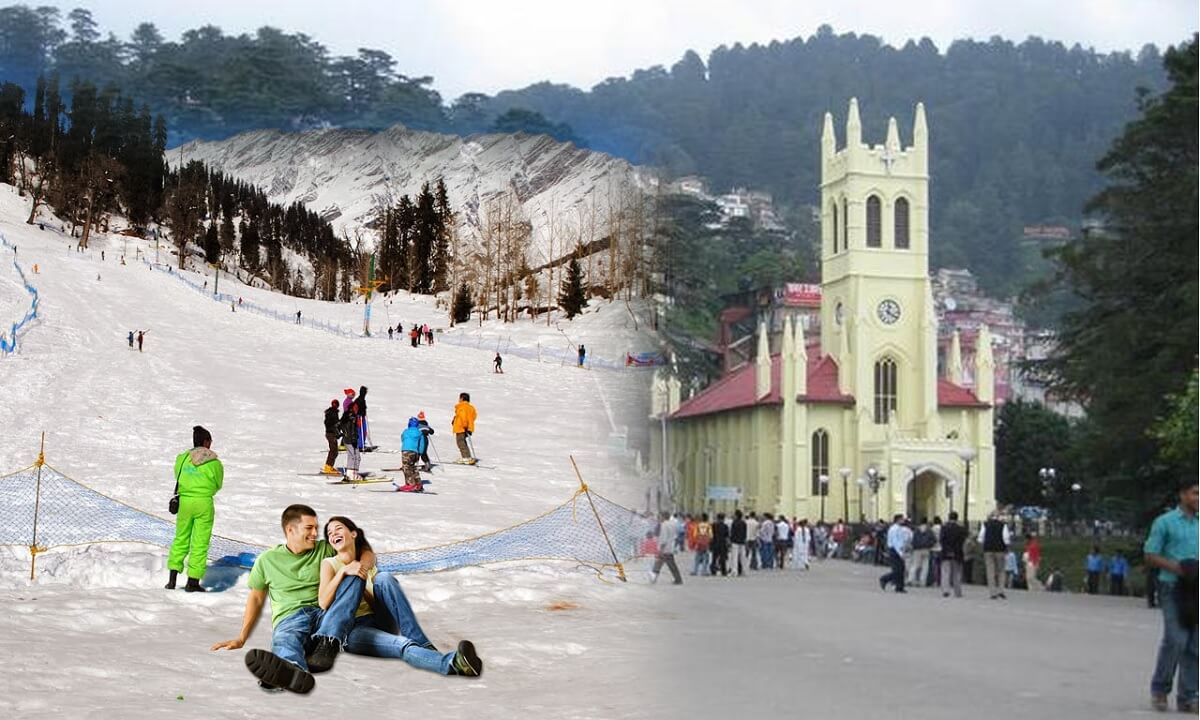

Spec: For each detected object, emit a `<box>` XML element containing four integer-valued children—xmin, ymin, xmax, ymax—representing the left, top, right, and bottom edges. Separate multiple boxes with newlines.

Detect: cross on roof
<box><xmin>879</xmin><ymin>147</ymin><xmax>898</xmax><ymax>174</ymax></box>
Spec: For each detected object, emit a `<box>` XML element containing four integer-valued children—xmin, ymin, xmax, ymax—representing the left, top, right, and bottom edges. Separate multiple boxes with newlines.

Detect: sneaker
<box><xmin>306</xmin><ymin>637</ymin><xmax>340</xmax><ymax>674</ymax></box>
<box><xmin>1151</xmin><ymin>694</ymin><xmax>1169</xmax><ymax>712</ymax></box>
<box><xmin>245</xmin><ymin>649</ymin><xmax>315</xmax><ymax>694</ymax></box>
<box><xmin>1177</xmin><ymin>698</ymin><xmax>1198</xmax><ymax>713</ymax></box>
<box><xmin>448</xmin><ymin>640</ymin><xmax>483</xmax><ymax>677</ymax></box>
<box><xmin>942</xmin><ymin>592</ymin><xmax>950</xmax><ymax>598</ymax></box>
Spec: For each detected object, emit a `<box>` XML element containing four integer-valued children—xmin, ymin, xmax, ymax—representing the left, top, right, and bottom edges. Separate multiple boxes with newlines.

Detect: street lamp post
<box><xmin>839</xmin><ymin>467</ymin><xmax>851</xmax><ymax>522</ymax></box>
<box><xmin>860</xmin><ymin>466</ymin><xmax>886</xmax><ymax>521</ymax></box>
<box><xmin>856</xmin><ymin>477</ymin><xmax>865</xmax><ymax>523</ymax></box>
<box><xmin>818</xmin><ymin>474</ymin><xmax>829</xmax><ymax>524</ymax></box>
<box><xmin>1070</xmin><ymin>482</ymin><xmax>1082</xmax><ymax>526</ymax></box>
<box><xmin>956</xmin><ymin>448</ymin><xmax>978</xmax><ymax>529</ymax></box>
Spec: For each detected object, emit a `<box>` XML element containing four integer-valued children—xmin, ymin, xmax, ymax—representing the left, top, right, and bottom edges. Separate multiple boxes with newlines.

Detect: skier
<box><xmin>416</xmin><ymin>411</ymin><xmax>435</xmax><ymax>471</ymax></box>
<box><xmin>387</xmin><ymin>326</ymin><xmax>394</xmax><ymax>341</ymax></box>
<box><xmin>342</xmin><ymin>387</ymin><xmax>356</xmax><ymax>413</ymax></box>
<box><xmin>395</xmin><ymin>418</ymin><xmax>427</xmax><ymax>492</ymax></box>
<box><xmin>137</xmin><ymin>330</ymin><xmax>147</xmax><ymax>352</ymax></box>
<box><xmin>410</xmin><ymin>326</ymin><xmax>419</xmax><ymax>348</ymax></box>
<box><xmin>166</xmin><ymin>425</ymin><xmax>224</xmax><ymax>592</ymax></box>
<box><xmin>339</xmin><ymin>399</ymin><xmax>364</xmax><ymax>481</ymax></box>
<box><xmin>357</xmin><ymin>385</ymin><xmax>373</xmax><ymax>449</ymax></box>
<box><xmin>127</xmin><ymin>331</ymin><xmax>135</xmax><ymax>349</ymax></box>
<box><xmin>452</xmin><ymin>392</ymin><xmax>477</xmax><ymax>464</ymax></box>
<box><xmin>493</xmin><ymin>353</ymin><xmax>503</xmax><ymax>374</ymax></box>
<box><xmin>426</xmin><ymin>327</ymin><xmax>434</xmax><ymax>345</ymax></box>
<box><xmin>577</xmin><ymin>344</ymin><xmax>586</xmax><ymax>367</ymax></box>
<box><xmin>296</xmin><ymin>310</ymin><xmax>302</xmax><ymax>325</ymax></box>
<box><xmin>322</xmin><ymin>400</ymin><xmax>341</xmax><ymax>475</ymax></box>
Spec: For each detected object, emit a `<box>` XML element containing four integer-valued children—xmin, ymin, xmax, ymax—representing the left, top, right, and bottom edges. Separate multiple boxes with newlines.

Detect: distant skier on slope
<box><xmin>394</xmin><ymin>417</ymin><xmax>427</xmax><ymax>492</ymax></box>
<box><xmin>416</xmin><ymin>411</ymin><xmax>435</xmax><ymax>471</ymax></box>
<box><xmin>322</xmin><ymin>400</ymin><xmax>341</xmax><ymax>475</ymax></box>
<box><xmin>387</xmin><ymin>326</ymin><xmax>394</xmax><ymax>340</ymax></box>
<box><xmin>410</xmin><ymin>325</ymin><xmax>419</xmax><ymax>348</ymax></box>
<box><xmin>452</xmin><ymin>393</ymin><xmax>478</xmax><ymax>465</ymax></box>
<box><xmin>342</xmin><ymin>387</ymin><xmax>356</xmax><ymax>413</ymax></box>
<box><xmin>578</xmin><ymin>344</ymin><xmax>586</xmax><ymax>367</ymax></box>
<box><xmin>137</xmin><ymin>330</ymin><xmax>147</xmax><ymax>352</ymax></box>
<box><xmin>357</xmin><ymin>385</ymin><xmax>374</xmax><ymax>450</ymax></box>
<box><xmin>493</xmin><ymin>353</ymin><xmax>503</xmax><ymax>374</ymax></box>
<box><xmin>128</xmin><ymin>331</ymin><xmax>135</xmax><ymax>348</ymax></box>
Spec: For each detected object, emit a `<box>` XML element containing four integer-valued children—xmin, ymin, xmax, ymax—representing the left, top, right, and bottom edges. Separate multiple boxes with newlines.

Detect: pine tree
<box><xmin>451</xmin><ymin>281</ymin><xmax>474</xmax><ymax>324</ymax></box>
<box><xmin>240</xmin><ymin>219</ymin><xmax>260</xmax><ymax>270</ymax></box>
<box><xmin>432</xmin><ymin>177</ymin><xmax>451</xmax><ymax>292</ymax></box>
<box><xmin>203</xmin><ymin>222</ymin><xmax>219</xmax><ymax>263</ymax></box>
<box><xmin>558</xmin><ymin>256</ymin><xmax>586</xmax><ymax>319</ymax></box>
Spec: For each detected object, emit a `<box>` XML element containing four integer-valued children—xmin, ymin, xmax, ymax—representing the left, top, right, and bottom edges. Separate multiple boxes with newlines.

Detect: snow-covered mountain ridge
<box><xmin>172</xmin><ymin>125</ymin><xmax>651</xmax><ymax>265</ymax></box>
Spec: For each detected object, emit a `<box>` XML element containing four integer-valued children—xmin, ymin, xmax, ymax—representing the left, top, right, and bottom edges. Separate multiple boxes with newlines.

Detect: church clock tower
<box><xmin>818</xmin><ymin>99</ymin><xmax>939</xmax><ymax>436</ymax></box>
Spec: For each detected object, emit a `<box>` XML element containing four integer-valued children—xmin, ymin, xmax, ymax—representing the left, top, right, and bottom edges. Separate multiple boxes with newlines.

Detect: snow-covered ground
<box><xmin>0</xmin><ymin>184</ymin><xmax>664</xmax><ymax>718</ymax></box>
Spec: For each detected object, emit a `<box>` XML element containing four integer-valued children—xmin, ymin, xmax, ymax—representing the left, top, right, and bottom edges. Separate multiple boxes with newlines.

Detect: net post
<box><xmin>30</xmin><ymin>432</ymin><xmax>45</xmax><ymax>581</ymax></box>
<box><xmin>569</xmin><ymin>455</ymin><xmax>626</xmax><ymax>582</ymax></box>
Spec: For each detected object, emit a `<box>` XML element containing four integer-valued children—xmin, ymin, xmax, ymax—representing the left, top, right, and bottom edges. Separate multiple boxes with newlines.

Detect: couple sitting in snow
<box><xmin>212</xmin><ymin>504</ymin><xmax>482</xmax><ymax>693</ymax></box>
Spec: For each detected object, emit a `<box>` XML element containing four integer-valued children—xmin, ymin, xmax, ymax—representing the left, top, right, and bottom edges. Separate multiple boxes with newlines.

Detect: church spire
<box><xmin>885</xmin><ymin>116</ymin><xmax>901</xmax><ymax>152</ymax></box>
<box><xmin>949</xmin><ymin>329</ymin><xmax>964</xmax><ymax>384</ymax></box>
<box><xmin>846</xmin><ymin>97</ymin><xmax>862</xmax><ymax>148</ymax></box>
<box><xmin>912</xmin><ymin>101</ymin><xmax>928</xmax><ymax>174</ymax></box>
<box><xmin>793</xmin><ymin>316</ymin><xmax>808</xmax><ymax>396</ymax></box>
<box><xmin>974</xmin><ymin>325</ymin><xmax>994</xmax><ymax>403</ymax></box>
<box><xmin>755</xmin><ymin>321</ymin><xmax>771</xmax><ymax>400</ymax></box>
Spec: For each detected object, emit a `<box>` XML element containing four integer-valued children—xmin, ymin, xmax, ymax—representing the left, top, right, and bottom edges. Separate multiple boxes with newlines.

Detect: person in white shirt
<box><xmin>791</xmin><ymin>519</ymin><xmax>811</xmax><ymax>570</ymax></box>
<box><xmin>774</xmin><ymin>515</ymin><xmax>790</xmax><ymax>569</ymax></box>
<box><xmin>879</xmin><ymin>515</ymin><xmax>912</xmax><ymax>593</ymax></box>
<box><xmin>757</xmin><ymin>515</ymin><xmax>776</xmax><ymax>569</ymax></box>
<box><xmin>746</xmin><ymin>513</ymin><xmax>761</xmax><ymax>570</ymax></box>
<box><xmin>650</xmin><ymin>512</ymin><xmax>683</xmax><ymax>584</ymax></box>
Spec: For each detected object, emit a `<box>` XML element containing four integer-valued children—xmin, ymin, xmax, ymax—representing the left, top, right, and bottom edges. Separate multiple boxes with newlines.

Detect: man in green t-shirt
<box><xmin>1144</xmin><ymin>478</ymin><xmax>1198</xmax><ymax>713</ymax></box>
<box><xmin>212</xmin><ymin>504</ymin><xmax>372</xmax><ymax>694</ymax></box>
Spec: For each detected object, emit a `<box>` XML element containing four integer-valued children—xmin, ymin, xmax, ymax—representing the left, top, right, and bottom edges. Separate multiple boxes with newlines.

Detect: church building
<box><xmin>653</xmin><ymin>99</ymin><xmax>996</xmax><ymax>525</ymax></box>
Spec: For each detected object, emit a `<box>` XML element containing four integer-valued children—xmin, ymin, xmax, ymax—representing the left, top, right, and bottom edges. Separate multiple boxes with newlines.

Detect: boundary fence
<box><xmin>0</xmin><ymin>441</ymin><xmax>653</xmax><ymax>584</ymax></box>
<box><xmin>0</xmin><ymin>232</ymin><xmax>40</xmax><ymax>355</ymax></box>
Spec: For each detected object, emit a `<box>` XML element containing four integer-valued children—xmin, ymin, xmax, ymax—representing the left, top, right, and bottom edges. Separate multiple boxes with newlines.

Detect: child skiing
<box><xmin>394</xmin><ymin>417</ymin><xmax>427</xmax><ymax>492</ymax></box>
<box><xmin>416</xmin><ymin>411</ymin><xmax>435</xmax><ymax>471</ymax></box>
<box><xmin>340</xmin><ymin>399</ymin><xmax>364</xmax><ymax>481</ymax></box>
<box><xmin>322</xmin><ymin>400</ymin><xmax>341</xmax><ymax>475</ymax></box>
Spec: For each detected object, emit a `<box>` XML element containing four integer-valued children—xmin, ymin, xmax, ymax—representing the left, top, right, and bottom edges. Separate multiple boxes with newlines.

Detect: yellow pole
<box><xmin>30</xmin><ymin>432</ymin><xmax>45</xmax><ymax>581</ymax></box>
<box><xmin>569</xmin><ymin>455</ymin><xmax>626</xmax><ymax>582</ymax></box>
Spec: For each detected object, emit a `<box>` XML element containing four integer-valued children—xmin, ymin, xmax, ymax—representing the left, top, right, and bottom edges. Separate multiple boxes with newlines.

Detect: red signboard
<box><xmin>780</xmin><ymin>283</ymin><xmax>822</xmax><ymax>307</ymax></box>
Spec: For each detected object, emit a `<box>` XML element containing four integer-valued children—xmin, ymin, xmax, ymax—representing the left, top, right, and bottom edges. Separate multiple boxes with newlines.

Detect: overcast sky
<box><xmin>41</xmin><ymin>0</ymin><xmax>1199</xmax><ymax>100</ymax></box>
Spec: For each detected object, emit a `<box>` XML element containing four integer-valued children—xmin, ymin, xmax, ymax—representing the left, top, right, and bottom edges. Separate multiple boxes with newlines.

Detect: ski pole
<box><xmin>429</xmin><ymin>437</ymin><xmax>442</xmax><ymax>462</ymax></box>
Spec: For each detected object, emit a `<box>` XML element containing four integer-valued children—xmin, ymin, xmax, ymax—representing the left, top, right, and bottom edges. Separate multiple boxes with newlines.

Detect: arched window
<box><xmin>874</xmin><ymin>357</ymin><xmax>897</xmax><ymax>424</ymax></box>
<box><xmin>895</xmin><ymin>197</ymin><xmax>910</xmax><ymax>249</ymax></box>
<box><xmin>831</xmin><ymin>202</ymin><xmax>839</xmax><ymax>253</ymax></box>
<box><xmin>842</xmin><ymin>197</ymin><xmax>848</xmax><ymax>249</ymax></box>
<box><xmin>811</xmin><ymin>429</ymin><xmax>830</xmax><ymax>496</ymax></box>
<box><xmin>866</xmin><ymin>195</ymin><xmax>882</xmax><ymax>248</ymax></box>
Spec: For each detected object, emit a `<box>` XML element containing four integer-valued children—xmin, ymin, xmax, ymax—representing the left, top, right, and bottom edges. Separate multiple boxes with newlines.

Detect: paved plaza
<box><xmin>642</xmin><ymin>557</ymin><xmax>1165</xmax><ymax>718</ymax></box>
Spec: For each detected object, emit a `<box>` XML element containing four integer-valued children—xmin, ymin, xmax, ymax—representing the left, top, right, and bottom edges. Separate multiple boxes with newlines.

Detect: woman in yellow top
<box><xmin>318</xmin><ymin>517</ymin><xmax>483</xmax><ymax>676</ymax></box>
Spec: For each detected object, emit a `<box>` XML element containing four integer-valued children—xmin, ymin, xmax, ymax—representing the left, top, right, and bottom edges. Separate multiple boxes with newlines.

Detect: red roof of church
<box><xmin>936</xmin><ymin>378</ymin><xmax>990</xmax><ymax>408</ymax></box>
<box><xmin>671</xmin><ymin>349</ymin><xmax>991</xmax><ymax>420</ymax></box>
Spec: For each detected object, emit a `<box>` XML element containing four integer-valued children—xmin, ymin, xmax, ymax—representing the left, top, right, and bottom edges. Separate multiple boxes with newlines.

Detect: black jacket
<box><xmin>939</xmin><ymin>522</ymin><xmax>967</xmax><ymax>561</ymax></box>
<box><xmin>323</xmin><ymin>406</ymin><xmax>339</xmax><ymax>434</ymax></box>
<box><xmin>730</xmin><ymin>518</ymin><xmax>747</xmax><ymax>544</ymax></box>
<box><xmin>711</xmin><ymin>521</ymin><xmax>730</xmax><ymax>550</ymax></box>
<box><xmin>357</xmin><ymin>386</ymin><xmax>369</xmax><ymax>416</ymax></box>
<box><xmin>417</xmin><ymin>419</ymin><xmax>434</xmax><ymax>436</ymax></box>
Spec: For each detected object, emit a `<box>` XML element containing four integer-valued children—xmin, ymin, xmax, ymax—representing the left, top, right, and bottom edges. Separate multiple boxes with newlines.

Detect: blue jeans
<box><xmin>271</xmin><ymin>575</ymin><xmax>364</xmax><ymax>671</ymax></box>
<box><xmin>759</xmin><ymin>542</ymin><xmax>774</xmax><ymax>569</ymax></box>
<box><xmin>1151</xmin><ymin>584</ymin><xmax>1198</xmax><ymax>702</ymax></box>
<box><xmin>345</xmin><ymin>572</ymin><xmax>451</xmax><ymax>674</ymax></box>
<box><xmin>691</xmin><ymin>550</ymin><xmax>709</xmax><ymax>575</ymax></box>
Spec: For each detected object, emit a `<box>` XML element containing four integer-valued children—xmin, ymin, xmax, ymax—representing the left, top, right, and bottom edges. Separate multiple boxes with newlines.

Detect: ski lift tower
<box><xmin>356</xmin><ymin>253</ymin><xmax>386</xmax><ymax>336</ymax></box>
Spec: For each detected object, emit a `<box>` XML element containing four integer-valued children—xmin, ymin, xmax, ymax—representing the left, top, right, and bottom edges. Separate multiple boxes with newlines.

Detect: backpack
<box><xmin>913</xmin><ymin>529</ymin><xmax>935</xmax><ymax>550</ymax></box>
<box><xmin>695</xmin><ymin>522</ymin><xmax>712</xmax><ymax>551</ymax></box>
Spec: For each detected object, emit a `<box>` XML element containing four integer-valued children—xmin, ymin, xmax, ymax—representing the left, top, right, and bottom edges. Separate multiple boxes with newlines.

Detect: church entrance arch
<box><xmin>903</xmin><ymin>462</ymin><xmax>959</xmax><ymax>521</ymax></box>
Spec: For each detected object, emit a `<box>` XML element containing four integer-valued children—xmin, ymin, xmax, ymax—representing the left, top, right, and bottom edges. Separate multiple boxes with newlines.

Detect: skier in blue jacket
<box><xmin>395</xmin><ymin>418</ymin><xmax>427</xmax><ymax>492</ymax></box>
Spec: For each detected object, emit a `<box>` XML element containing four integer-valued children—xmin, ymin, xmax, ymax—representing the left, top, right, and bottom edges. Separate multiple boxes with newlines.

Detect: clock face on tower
<box><xmin>877</xmin><ymin>299</ymin><xmax>901</xmax><ymax>325</ymax></box>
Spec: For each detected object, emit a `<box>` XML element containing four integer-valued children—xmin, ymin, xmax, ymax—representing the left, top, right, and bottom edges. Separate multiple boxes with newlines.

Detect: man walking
<box><xmin>908</xmin><ymin>519</ymin><xmax>934</xmax><ymax>587</ymax></box>
<box><xmin>879</xmin><ymin>514</ymin><xmax>910</xmax><ymax>593</ymax></box>
<box><xmin>938</xmin><ymin>512</ymin><xmax>967</xmax><ymax>598</ymax></box>
<box><xmin>745</xmin><ymin>512</ymin><xmax>760</xmax><ymax>570</ymax></box>
<box><xmin>978</xmin><ymin>512</ymin><xmax>1011</xmax><ymax>599</ymax></box>
<box><xmin>577</xmin><ymin>344</ymin><xmax>586</xmax><ymax>367</ymax></box>
<box><xmin>730</xmin><ymin>510</ymin><xmax>748</xmax><ymax>576</ymax></box>
<box><xmin>452</xmin><ymin>392</ymin><xmax>478</xmax><ymax>464</ymax></box>
<box><xmin>166</xmin><ymin>425</ymin><xmax>224</xmax><ymax>592</ymax></box>
<box><xmin>1144</xmin><ymin>478</ymin><xmax>1198</xmax><ymax>713</ymax></box>
<box><xmin>710</xmin><ymin>512</ymin><xmax>730</xmax><ymax>577</ymax></box>
<box><xmin>649</xmin><ymin>512</ymin><xmax>683</xmax><ymax>584</ymax></box>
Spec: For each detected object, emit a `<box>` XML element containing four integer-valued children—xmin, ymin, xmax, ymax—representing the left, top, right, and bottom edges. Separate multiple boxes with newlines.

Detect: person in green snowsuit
<box><xmin>165</xmin><ymin>425</ymin><xmax>224</xmax><ymax>592</ymax></box>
